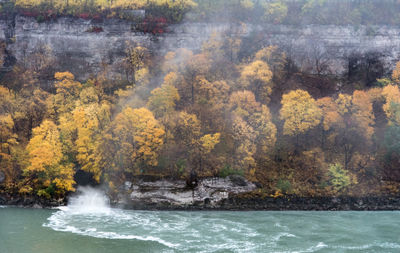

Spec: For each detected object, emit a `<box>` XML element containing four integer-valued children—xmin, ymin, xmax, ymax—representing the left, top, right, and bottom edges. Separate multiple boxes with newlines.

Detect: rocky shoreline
<box><xmin>2</xmin><ymin>194</ymin><xmax>400</xmax><ymax>211</ymax></box>
<box><xmin>1</xmin><ymin>176</ymin><xmax>400</xmax><ymax>211</ymax></box>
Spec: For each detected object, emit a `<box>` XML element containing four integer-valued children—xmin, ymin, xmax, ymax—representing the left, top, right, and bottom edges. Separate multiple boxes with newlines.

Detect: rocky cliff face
<box><xmin>115</xmin><ymin>176</ymin><xmax>257</xmax><ymax>210</ymax></box>
<box><xmin>1</xmin><ymin>15</ymin><xmax>400</xmax><ymax>80</ymax></box>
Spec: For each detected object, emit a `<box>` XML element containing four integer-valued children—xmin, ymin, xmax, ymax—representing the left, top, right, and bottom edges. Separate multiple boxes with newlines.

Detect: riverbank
<box><xmin>2</xmin><ymin>176</ymin><xmax>400</xmax><ymax>211</ymax></box>
<box><xmin>2</xmin><ymin>195</ymin><xmax>400</xmax><ymax>211</ymax></box>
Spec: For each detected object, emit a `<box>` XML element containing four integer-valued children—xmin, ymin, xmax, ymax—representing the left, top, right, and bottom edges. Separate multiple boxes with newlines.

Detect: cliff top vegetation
<box><xmin>1</xmin><ymin>0</ymin><xmax>400</xmax><ymax>25</ymax></box>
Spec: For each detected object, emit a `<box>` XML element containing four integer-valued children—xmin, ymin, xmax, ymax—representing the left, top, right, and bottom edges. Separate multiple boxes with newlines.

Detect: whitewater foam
<box><xmin>65</xmin><ymin>186</ymin><xmax>110</xmax><ymax>214</ymax></box>
<box><xmin>43</xmin><ymin>187</ymin><xmax>178</xmax><ymax>248</ymax></box>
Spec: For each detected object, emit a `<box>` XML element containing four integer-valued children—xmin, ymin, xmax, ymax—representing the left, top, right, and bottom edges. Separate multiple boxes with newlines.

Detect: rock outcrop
<box><xmin>1</xmin><ymin>15</ymin><xmax>400</xmax><ymax>80</ymax></box>
<box><xmin>116</xmin><ymin>175</ymin><xmax>257</xmax><ymax>209</ymax></box>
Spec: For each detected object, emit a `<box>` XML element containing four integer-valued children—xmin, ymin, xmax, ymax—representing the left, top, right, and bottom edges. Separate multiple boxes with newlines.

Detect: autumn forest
<box><xmin>1</xmin><ymin>0</ymin><xmax>400</xmax><ymax>202</ymax></box>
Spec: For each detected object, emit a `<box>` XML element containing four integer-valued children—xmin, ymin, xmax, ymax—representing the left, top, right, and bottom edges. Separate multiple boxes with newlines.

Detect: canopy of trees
<box><xmin>1</xmin><ymin>16</ymin><xmax>400</xmax><ymax>201</ymax></box>
<box><xmin>2</xmin><ymin>0</ymin><xmax>400</xmax><ymax>25</ymax></box>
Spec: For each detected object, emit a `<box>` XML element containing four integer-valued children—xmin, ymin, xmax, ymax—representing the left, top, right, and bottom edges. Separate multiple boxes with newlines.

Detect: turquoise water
<box><xmin>1</xmin><ymin>205</ymin><xmax>400</xmax><ymax>253</ymax></box>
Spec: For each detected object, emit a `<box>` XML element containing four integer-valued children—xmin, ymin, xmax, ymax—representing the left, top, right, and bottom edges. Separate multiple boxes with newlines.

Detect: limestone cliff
<box><xmin>1</xmin><ymin>15</ymin><xmax>400</xmax><ymax>80</ymax></box>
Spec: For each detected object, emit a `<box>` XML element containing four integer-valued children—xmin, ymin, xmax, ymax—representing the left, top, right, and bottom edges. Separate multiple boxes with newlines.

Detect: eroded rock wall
<box><xmin>1</xmin><ymin>15</ymin><xmax>400</xmax><ymax>80</ymax></box>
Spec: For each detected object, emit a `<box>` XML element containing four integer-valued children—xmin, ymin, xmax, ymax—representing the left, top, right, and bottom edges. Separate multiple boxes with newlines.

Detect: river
<box><xmin>1</xmin><ymin>188</ymin><xmax>399</xmax><ymax>253</ymax></box>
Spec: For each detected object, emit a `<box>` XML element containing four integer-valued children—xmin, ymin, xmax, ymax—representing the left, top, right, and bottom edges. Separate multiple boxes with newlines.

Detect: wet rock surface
<box><xmin>117</xmin><ymin>176</ymin><xmax>257</xmax><ymax>209</ymax></box>
<box><xmin>0</xmin><ymin>193</ymin><xmax>65</xmax><ymax>208</ymax></box>
<box><xmin>111</xmin><ymin>177</ymin><xmax>400</xmax><ymax>211</ymax></box>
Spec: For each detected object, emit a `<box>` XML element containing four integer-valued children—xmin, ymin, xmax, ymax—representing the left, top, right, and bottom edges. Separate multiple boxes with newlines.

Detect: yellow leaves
<box><xmin>382</xmin><ymin>85</ymin><xmax>400</xmax><ymax>124</ymax></box>
<box><xmin>280</xmin><ymin>90</ymin><xmax>322</xmax><ymax>136</ymax></box>
<box><xmin>0</xmin><ymin>85</ymin><xmax>14</xmax><ymax>113</ymax></box>
<box><xmin>110</xmin><ymin>107</ymin><xmax>165</xmax><ymax>172</ymax></box>
<box><xmin>15</xmin><ymin>0</ymin><xmax>197</xmax><ymax>15</ymax></box>
<box><xmin>175</xmin><ymin>111</ymin><xmax>201</xmax><ymax>146</ymax></box>
<box><xmin>392</xmin><ymin>61</ymin><xmax>400</xmax><ymax>83</ymax></box>
<box><xmin>263</xmin><ymin>1</ymin><xmax>288</xmax><ymax>23</ymax></box>
<box><xmin>229</xmin><ymin>90</ymin><xmax>260</xmax><ymax>118</ymax></box>
<box><xmin>25</xmin><ymin>119</ymin><xmax>75</xmax><ymax>195</ymax></box>
<box><xmin>0</xmin><ymin>114</ymin><xmax>19</xmax><ymax>184</ymax></box>
<box><xmin>147</xmin><ymin>73</ymin><xmax>180</xmax><ymax>118</ymax></box>
<box><xmin>79</xmin><ymin>87</ymin><xmax>100</xmax><ymax>105</ymax></box>
<box><xmin>53</xmin><ymin>72</ymin><xmax>82</xmax><ymax>115</ymax></box>
<box><xmin>135</xmin><ymin>67</ymin><xmax>150</xmax><ymax>86</ymax></box>
<box><xmin>52</xmin><ymin>163</ymin><xmax>75</xmax><ymax>192</ymax></box>
<box><xmin>251</xmin><ymin>105</ymin><xmax>277</xmax><ymax>153</ymax></box>
<box><xmin>26</xmin><ymin>120</ymin><xmax>63</xmax><ymax>173</ymax></box>
<box><xmin>336</xmin><ymin>93</ymin><xmax>352</xmax><ymax>114</ymax></box>
<box><xmin>19</xmin><ymin>185</ymin><xmax>33</xmax><ymax>194</ymax></box>
<box><xmin>162</xmin><ymin>49</ymin><xmax>193</xmax><ymax>73</ymax></box>
<box><xmin>202</xmin><ymin>32</ymin><xmax>224</xmax><ymax>57</ymax></box>
<box><xmin>240</xmin><ymin>60</ymin><xmax>273</xmax><ymax>88</ymax></box>
<box><xmin>352</xmin><ymin>90</ymin><xmax>375</xmax><ymax>140</ymax></box>
<box><xmin>55</xmin><ymin>72</ymin><xmax>74</xmax><ymax>80</ymax></box>
<box><xmin>317</xmin><ymin>97</ymin><xmax>342</xmax><ymax>131</ymax></box>
<box><xmin>72</xmin><ymin>102</ymin><xmax>111</xmax><ymax>182</ymax></box>
<box><xmin>231</xmin><ymin>116</ymin><xmax>257</xmax><ymax>172</ymax></box>
<box><xmin>200</xmin><ymin>133</ymin><xmax>221</xmax><ymax>154</ymax></box>
<box><xmin>240</xmin><ymin>0</ymin><xmax>254</xmax><ymax>9</ymax></box>
<box><xmin>126</xmin><ymin>45</ymin><xmax>148</xmax><ymax>71</ymax></box>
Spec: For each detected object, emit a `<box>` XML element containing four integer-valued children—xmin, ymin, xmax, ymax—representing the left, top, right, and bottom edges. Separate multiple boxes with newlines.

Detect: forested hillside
<box><xmin>1</xmin><ymin>0</ymin><xmax>400</xmax><ymax>201</ymax></box>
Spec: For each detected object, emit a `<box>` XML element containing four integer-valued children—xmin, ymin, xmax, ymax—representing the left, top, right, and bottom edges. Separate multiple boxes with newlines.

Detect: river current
<box><xmin>1</xmin><ymin>188</ymin><xmax>399</xmax><ymax>253</ymax></box>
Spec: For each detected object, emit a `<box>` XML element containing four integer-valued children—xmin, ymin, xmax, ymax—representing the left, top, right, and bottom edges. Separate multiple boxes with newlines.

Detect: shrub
<box><xmin>328</xmin><ymin>163</ymin><xmax>354</xmax><ymax>193</ymax></box>
<box><xmin>276</xmin><ymin>179</ymin><xmax>292</xmax><ymax>194</ymax></box>
<box><xmin>219</xmin><ymin>165</ymin><xmax>244</xmax><ymax>178</ymax></box>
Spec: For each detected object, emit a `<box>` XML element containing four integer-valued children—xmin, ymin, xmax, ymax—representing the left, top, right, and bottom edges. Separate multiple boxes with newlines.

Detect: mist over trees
<box><xmin>1</xmin><ymin>0</ymin><xmax>400</xmax><ymax>200</ymax></box>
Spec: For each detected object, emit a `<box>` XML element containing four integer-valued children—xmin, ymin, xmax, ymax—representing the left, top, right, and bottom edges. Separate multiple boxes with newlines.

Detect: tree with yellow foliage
<box><xmin>73</xmin><ymin>102</ymin><xmax>111</xmax><ymax>182</ymax></box>
<box><xmin>316</xmin><ymin>91</ymin><xmax>375</xmax><ymax>170</ymax></box>
<box><xmin>250</xmin><ymin>105</ymin><xmax>277</xmax><ymax>154</ymax></box>
<box><xmin>100</xmin><ymin>107</ymin><xmax>164</xmax><ymax>177</ymax></box>
<box><xmin>280</xmin><ymin>90</ymin><xmax>322</xmax><ymax>136</ymax></box>
<box><xmin>24</xmin><ymin>120</ymin><xmax>75</xmax><ymax>198</ymax></box>
<box><xmin>231</xmin><ymin>116</ymin><xmax>257</xmax><ymax>178</ymax></box>
<box><xmin>382</xmin><ymin>85</ymin><xmax>400</xmax><ymax>124</ymax></box>
<box><xmin>240</xmin><ymin>60</ymin><xmax>273</xmax><ymax>103</ymax></box>
<box><xmin>392</xmin><ymin>61</ymin><xmax>400</xmax><ymax>84</ymax></box>
<box><xmin>263</xmin><ymin>1</ymin><xmax>288</xmax><ymax>24</ymax></box>
<box><xmin>123</xmin><ymin>45</ymin><xmax>149</xmax><ymax>86</ymax></box>
<box><xmin>229</xmin><ymin>90</ymin><xmax>261</xmax><ymax>118</ymax></box>
<box><xmin>51</xmin><ymin>71</ymin><xmax>82</xmax><ymax>116</ymax></box>
<box><xmin>0</xmin><ymin>115</ymin><xmax>19</xmax><ymax>187</ymax></box>
<box><xmin>147</xmin><ymin>73</ymin><xmax>180</xmax><ymax>118</ymax></box>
